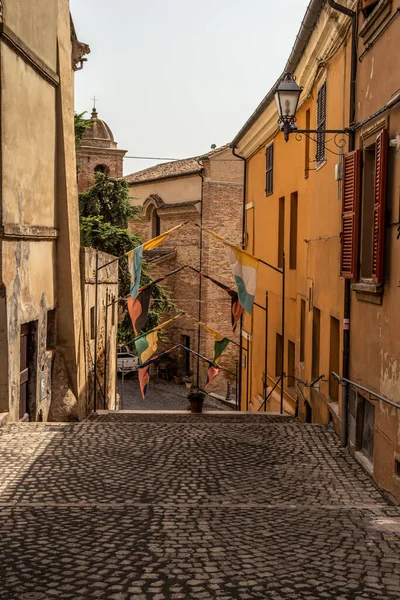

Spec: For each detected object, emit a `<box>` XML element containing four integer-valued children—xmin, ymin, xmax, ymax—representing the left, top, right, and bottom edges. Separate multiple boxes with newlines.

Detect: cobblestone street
<box><xmin>117</xmin><ymin>377</ymin><xmax>229</xmax><ymax>411</ymax></box>
<box><xmin>1</xmin><ymin>413</ymin><xmax>400</xmax><ymax>599</ymax></box>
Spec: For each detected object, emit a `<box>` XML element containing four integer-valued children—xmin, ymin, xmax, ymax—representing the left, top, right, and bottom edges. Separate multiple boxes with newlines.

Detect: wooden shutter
<box><xmin>371</xmin><ymin>129</ymin><xmax>388</xmax><ymax>284</ymax></box>
<box><xmin>265</xmin><ymin>144</ymin><xmax>274</xmax><ymax>195</ymax></box>
<box><xmin>316</xmin><ymin>82</ymin><xmax>326</xmax><ymax>165</ymax></box>
<box><xmin>341</xmin><ymin>150</ymin><xmax>361</xmax><ymax>278</ymax></box>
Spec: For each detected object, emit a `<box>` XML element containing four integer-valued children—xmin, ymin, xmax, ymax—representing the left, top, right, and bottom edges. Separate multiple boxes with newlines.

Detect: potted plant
<box><xmin>188</xmin><ymin>389</ymin><xmax>206</xmax><ymax>413</ymax></box>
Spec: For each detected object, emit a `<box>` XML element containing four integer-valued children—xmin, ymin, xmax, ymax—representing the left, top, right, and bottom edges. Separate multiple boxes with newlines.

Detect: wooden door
<box><xmin>20</xmin><ymin>323</ymin><xmax>32</xmax><ymax>419</ymax></box>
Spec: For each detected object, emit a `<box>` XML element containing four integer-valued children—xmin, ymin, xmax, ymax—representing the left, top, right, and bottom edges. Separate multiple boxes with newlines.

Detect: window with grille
<box><xmin>265</xmin><ymin>143</ymin><xmax>274</xmax><ymax>195</ymax></box>
<box><xmin>316</xmin><ymin>82</ymin><xmax>326</xmax><ymax>166</ymax></box>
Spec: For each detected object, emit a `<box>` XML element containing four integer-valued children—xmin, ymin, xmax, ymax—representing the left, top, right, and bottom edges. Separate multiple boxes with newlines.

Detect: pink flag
<box><xmin>205</xmin><ymin>364</ymin><xmax>221</xmax><ymax>389</ymax></box>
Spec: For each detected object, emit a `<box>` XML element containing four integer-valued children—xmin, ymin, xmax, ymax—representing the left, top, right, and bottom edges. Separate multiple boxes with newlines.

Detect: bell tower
<box><xmin>77</xmin><ymin>107</ymin><xmax>127</xmax><ymax>193</ymax></box>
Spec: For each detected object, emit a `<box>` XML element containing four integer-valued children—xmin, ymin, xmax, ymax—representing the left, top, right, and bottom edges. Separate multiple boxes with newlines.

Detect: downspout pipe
<box><xmin>196</xmin><ymin>160</ymin><xmax>204</xmax><ymax>388</ymax></box>
<box><xmin>327</xmin><ymin>0</ymin><xmax>357</xmax><ymax>448</ymax></box>
<box><xmin>231</xmin><ymin>145</ymin><xmax>247</xmax><ymax>411</ymax></box>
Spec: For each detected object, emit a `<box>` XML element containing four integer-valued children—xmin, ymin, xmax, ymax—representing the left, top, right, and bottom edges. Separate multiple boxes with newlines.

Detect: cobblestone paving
<box><xmin>1</xmin><ymin>413</ymin><xmax>400</xmax><ymax>599</ymax></box>
<box><xmin>117</xmin><ymin>377</ymin><xmax>227</xmax><ymax>411</ymax></box>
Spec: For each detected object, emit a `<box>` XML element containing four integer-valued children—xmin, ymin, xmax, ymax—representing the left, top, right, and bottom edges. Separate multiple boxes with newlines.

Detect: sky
<box><xmin>70</xmin><ymin>0</ymin><xmax>310</xmax><ymax>175</ymax></box>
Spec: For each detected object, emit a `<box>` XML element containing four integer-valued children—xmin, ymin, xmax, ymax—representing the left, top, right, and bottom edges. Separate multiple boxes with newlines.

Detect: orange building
<box><xmin>233</xmin><ymin>0</ymin><xmax>400</xmax><ymax>503</ymax></box>
<box><xmin>233</xmin><ymin>2</ymin><xmax>351</xmax><ymax>424</ymax></box>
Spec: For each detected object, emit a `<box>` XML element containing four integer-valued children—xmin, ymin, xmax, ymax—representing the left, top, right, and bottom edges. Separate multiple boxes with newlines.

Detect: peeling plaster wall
<box><xmin>0</xmin><ymin>0</ymin><xmax>86</xmax><ymax>422</ymax></box>
<box><xmin>348</xmin><ymin>4</ymin><xmax>400</xmax><ymax>502</ymax></box>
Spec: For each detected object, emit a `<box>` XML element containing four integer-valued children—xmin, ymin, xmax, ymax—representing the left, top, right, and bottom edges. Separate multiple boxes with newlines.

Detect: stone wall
<box><xmin>81</xmin><ymin>248</ymin><xmax>119</xmax><ymax>413</ymax></box>
<box><xmin>127</xmin><ymin>147</ymin><xmax>244</xmax><ymax>398</ymax></box>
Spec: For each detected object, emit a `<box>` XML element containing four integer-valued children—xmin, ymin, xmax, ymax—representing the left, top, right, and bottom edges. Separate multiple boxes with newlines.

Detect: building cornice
<box><xmin>235</xmin><ymin>2</ymin><xmax>354</xmax><ymax>158</ymax></box>
<box><xmin>0</xmin><ymin>23</ymin><xmax>59</xmax><ymax>87</ymax></box>
<box><xmin>0</xmin><ymin>224</ymin><xmax>59</xmax><ymax>240</ymax></box>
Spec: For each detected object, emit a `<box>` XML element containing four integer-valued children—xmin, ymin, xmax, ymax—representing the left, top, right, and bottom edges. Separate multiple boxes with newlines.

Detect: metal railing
<box><xmin>331</xmin><ymin>371</ymin><xmax>400</xmax><ymax>410</ymax></box>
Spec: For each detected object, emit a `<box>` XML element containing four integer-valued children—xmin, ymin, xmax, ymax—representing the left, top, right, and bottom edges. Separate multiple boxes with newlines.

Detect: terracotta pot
<box><xmin>174</xmin><ymin>376</ymin><xmax>183</xmax><ymax>384</ymax></box>
<box><xmin>190</xmin><ymin>399</ymin><xmax>204</xmax><ymax>414</ymax></box>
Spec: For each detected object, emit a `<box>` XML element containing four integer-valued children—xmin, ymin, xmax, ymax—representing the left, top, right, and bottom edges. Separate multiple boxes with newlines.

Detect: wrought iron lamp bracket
<box><xmin>292</xmin><ymin>128</ymin><xmax>351</xmax><ymax>156</ymax></box>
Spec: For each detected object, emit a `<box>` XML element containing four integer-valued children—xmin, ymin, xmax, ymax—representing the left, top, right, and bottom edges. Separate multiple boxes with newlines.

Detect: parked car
<box><xmin>117</xmin><ymin>345</ymin><xmax>139</xmax><ymax>374</ymax></box>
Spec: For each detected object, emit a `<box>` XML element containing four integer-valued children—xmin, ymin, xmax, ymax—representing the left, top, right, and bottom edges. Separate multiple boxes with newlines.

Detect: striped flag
<box><xmin>197</xmin><ymin>321</ymin><xmax>230</xmax><ymax>364</ymax></box>
<box><xmin>193</xmin><ymin>226</ymin><xmax>259</xmax><ymax>314</ymax></box>
<box><xmin>224</xmin><ymin>245</ymin><xmax>259</xmax><ymax>314</ymax></box>
<box><xmin>134</xmin><ymin>313</ymin><xmax>184</xmax><ymax>364</ymax></box>
<box><xmin>126</xmin><ymin>223</ymin><xmax>187</xmax><ymax>300</ymax></box>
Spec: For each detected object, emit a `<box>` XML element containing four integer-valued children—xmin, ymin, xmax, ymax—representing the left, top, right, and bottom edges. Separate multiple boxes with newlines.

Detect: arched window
<box><xmin>94</xmin><ymin>164</ymin><xmax>109</xmax><ymax>176</ymax></box>
<box><xmin>151</xmin><ymin>208</ymin><xmax>160</xmax><ymax>238</ymax></box>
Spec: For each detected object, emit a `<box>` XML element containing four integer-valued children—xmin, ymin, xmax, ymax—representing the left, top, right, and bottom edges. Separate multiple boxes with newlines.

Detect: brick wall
<box><xmin>128</xmin><ymin>147</ymin><xmax>244</xmax><ymax>399</ymax></box>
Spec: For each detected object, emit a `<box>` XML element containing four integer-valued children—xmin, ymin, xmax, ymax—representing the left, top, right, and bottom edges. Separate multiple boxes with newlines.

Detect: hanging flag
<box><xmin>138</xmin><ymin>345</ymin><xmax>181</xmax><ymax>399</ymax></box>
<box><xmin>138</xmin><ymin>363</ymin><xmax>151</xmax><ymax>399</ymax></box>
<box><xmin>224</xmin><ymin>245</ymin><xmax>258</xmax><ymax>315</ymax></box>
<box><xmin>127</xmin><ymin>286</ymin><xmax>153</xmax><ymax>335</ymax></box>
<box><xmin>126</xmin><ymin>222</ymin><xmax>187</xmax><ymax>300</ymax></box>
<box><xmin>206</xmin><ymin>363</ymin><xmax>221</xmax><ymax>389</ymax></box>
<box><xmin>134</xmin><ymin>313</ymin><xmax>184</xmax><ymax>364</ymax></box>
<box><xmin>193</xmin><ymin>226</ymin><xmax>259</xmax><ymax>314</ymax></box>
<box><xmin>186</xmin><ymin>266</ymin><xmax>244</xmax><ymax>333</ymax></box>
<box><xmin>229</xmin><ymin>291</ymin><xmax>244</xmax><ymax>333</ymax></box>
<box><xmin>197</xmin><ymin>321</ymin><xmax>230</xmax><ymax>364</ymax></box>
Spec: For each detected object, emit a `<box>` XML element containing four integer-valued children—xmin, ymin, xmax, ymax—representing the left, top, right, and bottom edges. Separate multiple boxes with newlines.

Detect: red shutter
<box><xmin>341</xmin><ymin>150</ymin><xmax>361</xmax><ymax>278</ymax></box>
<box><xmin>372</xmin><ymin>129</ymin><xmax>388</xmax><ymax>284</ymax></box>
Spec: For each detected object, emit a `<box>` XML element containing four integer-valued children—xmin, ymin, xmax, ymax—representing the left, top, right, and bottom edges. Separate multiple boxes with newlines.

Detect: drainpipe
<box><xmin>328</xmin><ymin>0</ymin><xmax>357</xmax><ymax>447</ymax></box>
<box><xmin>231</xmin><ymin>145</ymin><xmax>247</xmax><ymax>411</ymax></box>
<box><xmin>196</xmin><ymin>163</ymin><xmax>204</xmax><ymax>388</ymax></box>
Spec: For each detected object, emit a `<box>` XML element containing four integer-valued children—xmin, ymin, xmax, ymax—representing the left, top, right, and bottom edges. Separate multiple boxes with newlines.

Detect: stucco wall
<box><xmin>0</xmin><ymin>0</ymin><xmax>86</xmax><ymax>422</ymax></box>
<box><xmin>129</xmin><ymin>174</ymin><xmax>202</xmax><ymax>206</ymax></box>
<box><xmin>240</xmin><ymin>17</ymin><xmax>349</xmax><ymax>419</ymax></box>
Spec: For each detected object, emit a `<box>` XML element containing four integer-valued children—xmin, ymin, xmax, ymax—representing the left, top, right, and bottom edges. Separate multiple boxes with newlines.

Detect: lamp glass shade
<box><xmin>274</xmin><ymin>75</ymin><xmax>302</xmax><ymax>121</ymax></box>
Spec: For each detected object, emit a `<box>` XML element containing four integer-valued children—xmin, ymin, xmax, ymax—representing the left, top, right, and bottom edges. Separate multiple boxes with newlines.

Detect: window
<box><xmin>94</xmin><ymin>164</ymin><xmax>109</xmax><ymax>176</ymax></box>
<box><xmin>275</xmin><ymin>333</ymin><xmax>283</xmax><ymax>377</ymax></box>
<box><xmin>90</xmin><ymin>306</ymin><xmax>95</xmax><ymax>340</ymax></box>
<box><xmin>304</xmin><ymin>109</ymin><xmax>310</xmax><ymax>178</ymax></box>
<box><xmin>340</xmin><ymin>129</ymin><xmax>388</xmax><ymax>284</ymax></box>
<box><xmin>312</xmin><ymin>307</ymin><xmax>320</xmax><ymax>381</ymax></box>
<box><xmin>289</xmin><ymin>192</ymin><xmax>298</xmax><ymax>270</ymax></box>
<box><xmin>316</xmin><ymin>82</ymin><xmax>326</xmax><ymax>166</ymax></box>
<box><xmin>287</xmin><ymin>340</ymin><xmax>295</xmax><ymax>388</ymax></box>
<box><xmin>151</xmin><ymin>208</ymin><xmax>160</xmax><ymax>238</ymax></box>
<box><xmin>329</xmin><ymin>317</ymin><xmax>340</xmax><ymax>401</ymax></box>
<box><xmin>265</xmin><ymin>143</ymin><xmax>274</xmax><ymax>195</ymax></box>
<box><xmin>360</xmin><ymin>142</ymin><xmax>376</xmax><ymax>278</ymax></box>
<box><xmin>278</xmin><ymin>197</ymin><xmax>285</xmax><ymax>268</ymax></box>
<box><xmin>300</xmin><ymin>299</ymin><xmax>306</xmax><ymax>363</ymax></box>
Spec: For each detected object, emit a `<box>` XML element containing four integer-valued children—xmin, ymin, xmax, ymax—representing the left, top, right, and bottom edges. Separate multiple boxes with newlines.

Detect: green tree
<box><xmin>75</xmin><ymin>113</ymin><xmax>172</xmax><ymax>348</ymax></box>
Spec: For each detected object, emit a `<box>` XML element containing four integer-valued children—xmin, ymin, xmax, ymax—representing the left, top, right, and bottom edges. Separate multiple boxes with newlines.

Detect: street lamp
<box><xmin>274</xmin><ymin>73</ymin><xmax>302</xmax><ymax>142</ymax></box>
<box><xmin>274</xmin><ymin>72</ymin><xmax>350</xmax><ymax>147</ymax></box>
